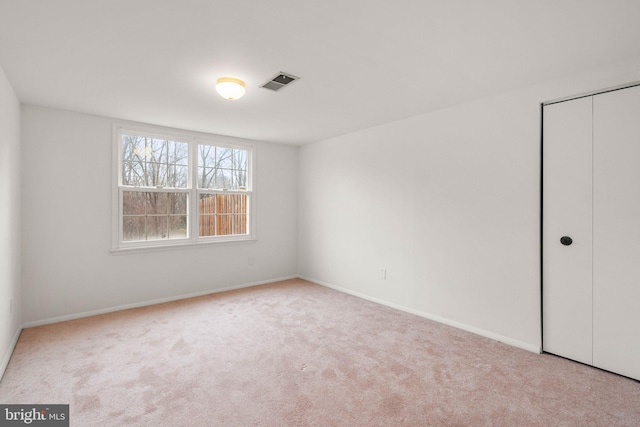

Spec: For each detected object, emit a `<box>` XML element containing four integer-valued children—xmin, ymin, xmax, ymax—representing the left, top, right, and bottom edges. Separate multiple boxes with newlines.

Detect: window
<box><xmin>112</xmin><ymin>124</ymin><xmax>254</xmax><ymax>252</ymax></box>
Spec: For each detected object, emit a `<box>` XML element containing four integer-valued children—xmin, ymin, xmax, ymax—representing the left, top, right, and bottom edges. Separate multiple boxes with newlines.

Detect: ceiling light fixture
<box><xmin>216</xmin><ymin>77</ymin><xmax>246</xmax><ymax>100</ymax></box>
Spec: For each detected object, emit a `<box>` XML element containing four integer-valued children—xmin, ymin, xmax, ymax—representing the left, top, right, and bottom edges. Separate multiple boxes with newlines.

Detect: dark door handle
<box><xmin>560</xmin><ymin>236</ymin><xmax>573</xmax><ymax>246</ymax></box>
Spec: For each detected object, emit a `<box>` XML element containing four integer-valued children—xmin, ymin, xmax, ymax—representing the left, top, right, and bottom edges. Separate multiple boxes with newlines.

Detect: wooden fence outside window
<box><xmin>198</xmin><ymin>193</ymin><xmax>247</xmax><ymax>237</ymax></box>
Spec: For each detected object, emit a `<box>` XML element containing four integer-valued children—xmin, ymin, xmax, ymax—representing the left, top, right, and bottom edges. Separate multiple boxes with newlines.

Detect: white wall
<box><xmin>21</xmin><ymin>106</ymin><xmax>298</xmax><ymax>325</ymax></box>
<box><xmin>0</xmin><ymin>65</ymin><xmax>21</xmax><ymax>376</ymax></box>
<box><xmin>298</xmin><ymin>57</ymin><xmax>640</xmax><ymax>352</ymax></box>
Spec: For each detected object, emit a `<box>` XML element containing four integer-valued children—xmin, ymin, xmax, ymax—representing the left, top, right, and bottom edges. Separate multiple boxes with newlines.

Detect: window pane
<box><xmin>146</xmin><ymin>138</ymin><xmax>167</xmax><ymax>164</ymax></box>
<box><xmin>146</xmin><ymin>193</ymin><xmax>168</xmax><ymax>215</ymax></box>
<box><xmin>197</xmin><ymin>145</ymin><xmax>248</xmax><ymax>190</ymax></box>
<box><xmin>234</xmin><ymin>149</ymin><xmax>248</xmax><ymax>188</ymax></box>
<box><xmin>213</xmin><ymin>194</ymin><xmax>246</xmax><ymax>215</ymax></box>
<box><xmin>144</xmin><ymin>162</ymin><xmax>168</xmax><ymax>187</ymax></box>
<box><xmin>233</xmin><ymin>214</ymin><xmax>247</xmax><ymax>234</ymax></box>
<box><xmin>199</xmin><ymin>194</ymin><xmax>216</xmax><ymax>214</ymax></box>
<box><xmin>231</xmin><ymin>194</ymin><xmax>246</xmax><ymax>214</ymax></box>
<box><xmin>199</xmin><ymin>214</ymin><xmax>215</xmax><ymax>237</ymax></box>
<box><xmin>197</xmin><ymin>194</ymin><xmax>249</xmax><ymax>236</ymax></box>
<box><xmin>198</xmin><ymin>167</ymin><xmax>215</xmax><ymax>189</ymax></box>
<box><xmin>234</xmin><ymin>149</ymin><xmax>247</xmax><ymax>166</ymax></box>
<box><xmin>218</xmin><ymin>147</ymin><xmax>234</xmax><ymax>169</ymax></box>
<box><xmin>217</xmin><ymin>194</ymin><xmax>230</xmax><ymax>214</ymax></box>
<box><xmin>198</xmin><ymin>144</ymin><xmax>216</xmax><ymax>168</ymax></box>
<box><xmin>123</xmin><ymin>216</ymin><xmax>146</xmax><ymax>241</ymax></box>
<box><xmin>146</xmin><ymin>216</ymin><xmax>168</xmax><ymax>240</ymax></box>
<box><xmin>123</xmin><ymin>191</ymin><xmax>146</xmax><ymax>215</ymax></box>
<box><xmin>169</xmin><ymin>216</ymin><xmax>187</xmax><ymax>239</ymax></box>
<box><xmin>122</xmin><ymin>191</ymin><xmax>188</xmax><ymax>242</ymax></box>
<box><xmin>169</xmin><ymin>193</ymin><xmax>187</xmax><ymax>215</ymax></box>
<box><xmin>217</xmin><ymin>214</ymin><xmax>231</xmax><ymax>235</ymax></box>
<box><xmin>170</xmin><ymin>165</ymin><xmax>188</xmax><ymax>188</ymax></box>
<box><xmin>122</xmin><ymin>135</ymin><xmax>145</xmax><ymax>161</ymax></box>
<box><xmin>122</xmin><ymin>161</ymin><xmax>145</xmax><ymax>186</ymax></box>
<box><xmin>215</xmin><ymin>169</ymin><xmax>233</xmax><ymax>189</ymax></box>
<box><xmin>121</xmin><ymin>135</ymin><xmax>188</xmax><ymax>188</ymax></box>
<box><xmin>198</xmin><ymin>192</ymin><xmax>217</xmax><ymax>237</ymax></box>
<box><xmin>168</xmin><ymin>140</ymin><xmax>188</xmax><ymax>166</ymax></box>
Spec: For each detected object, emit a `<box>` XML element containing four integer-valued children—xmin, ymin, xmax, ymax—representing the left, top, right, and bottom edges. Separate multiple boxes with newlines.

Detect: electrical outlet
<box><xmin>380</xmin><ymin>268</ymin><xmax>387</xmax><ymax>280</ymax></box>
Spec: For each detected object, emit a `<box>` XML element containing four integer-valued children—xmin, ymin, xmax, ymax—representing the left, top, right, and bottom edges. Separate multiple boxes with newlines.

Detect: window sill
<box><xmin>110</xmin><ymin>237</ymin><xmax>257</xmax><ymax>255</ymax></box>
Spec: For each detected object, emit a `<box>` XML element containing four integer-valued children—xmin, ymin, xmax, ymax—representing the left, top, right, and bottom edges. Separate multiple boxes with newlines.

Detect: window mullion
<box><xmin>190</xmin><ymin>139</ymin><xmax>199</xmax><ymax>243</ymax></box>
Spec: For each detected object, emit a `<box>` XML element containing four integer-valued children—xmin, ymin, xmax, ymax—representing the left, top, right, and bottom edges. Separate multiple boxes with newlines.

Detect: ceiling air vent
<box><xmin>261</xmin><ymin>72</ymin><xmax>299</xmax><ymax>91</ymax></box>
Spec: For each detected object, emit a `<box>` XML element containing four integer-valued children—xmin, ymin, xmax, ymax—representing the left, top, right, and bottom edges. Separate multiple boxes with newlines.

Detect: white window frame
<box><xmin>111</xmin><ymin>122</ymin><xmax>256</xmax><ymax>254</ymax></box>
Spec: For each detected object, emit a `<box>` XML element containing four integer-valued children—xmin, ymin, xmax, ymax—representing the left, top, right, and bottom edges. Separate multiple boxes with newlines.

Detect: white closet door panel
<box><xmin>593</xmin><ymin>85</ymin><xmax>640</xmax><ymax>381</ymax></box>
<box><xmin>542</xmin><ymin>97</ymin><xmax>593</xmax><ymax>365</ymax></box>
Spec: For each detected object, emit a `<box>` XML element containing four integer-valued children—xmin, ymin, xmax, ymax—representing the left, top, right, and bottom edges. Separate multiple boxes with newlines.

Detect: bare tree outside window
<box><xmin>198</xmin><ymin>145</ymin><xmax>248</xmax><ymax>190</ymax></box>
<box><xmin>121</xmin><ymin>135</ymin><xmax>189</xmax><ymax>241</ymax></box>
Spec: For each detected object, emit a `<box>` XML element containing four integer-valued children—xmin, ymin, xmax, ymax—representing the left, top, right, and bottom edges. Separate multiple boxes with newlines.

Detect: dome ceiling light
<box><xmin>216</xmin><ymin>77</ymin><xmax>246</xmax><ymax>100</ymax></box>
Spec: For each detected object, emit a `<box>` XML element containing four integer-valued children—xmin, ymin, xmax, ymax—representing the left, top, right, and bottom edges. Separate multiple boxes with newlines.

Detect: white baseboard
<box><xmin>17</xmin><ymin>273</ymin><xmax>540</xmax><ymax>368</ymax></box>
<box><xmin>299</xmin><ymin>275</ymin><xmax>541</xmax><ymax>354</ymax></box>
<box><xmin>22</xmin><ymin>275</ymin><xmax>298</xmax><ymax>329</ymax></box>
<box><xmin>1</xmin><ymin>327</ymin><xmax>22</xmax><ymax>382</ymax></box>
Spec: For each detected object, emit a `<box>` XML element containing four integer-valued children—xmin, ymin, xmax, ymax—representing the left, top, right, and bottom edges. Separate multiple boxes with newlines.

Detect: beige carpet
<box><xmin>1</xmin><ymin>279</ymin><xmax>639</xmax><ymax>426</ymax></box>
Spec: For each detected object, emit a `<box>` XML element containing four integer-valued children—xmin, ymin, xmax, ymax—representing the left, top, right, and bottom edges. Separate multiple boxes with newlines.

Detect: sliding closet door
<box><xmin>592</xmin><ymin>85</ymin><xmax>640</xmax><ymax>380</ymax></box>
<box><xmin>542</xmin><ymin>97</ymin><xmax>593</xmax><ymax>365</ymax></box>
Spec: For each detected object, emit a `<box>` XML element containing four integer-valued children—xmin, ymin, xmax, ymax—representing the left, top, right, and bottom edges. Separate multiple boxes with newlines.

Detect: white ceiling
<box><xmin>2</xmin><ymin>0</ymin><xmax>640</xmax><ymax>145</ymax></box>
